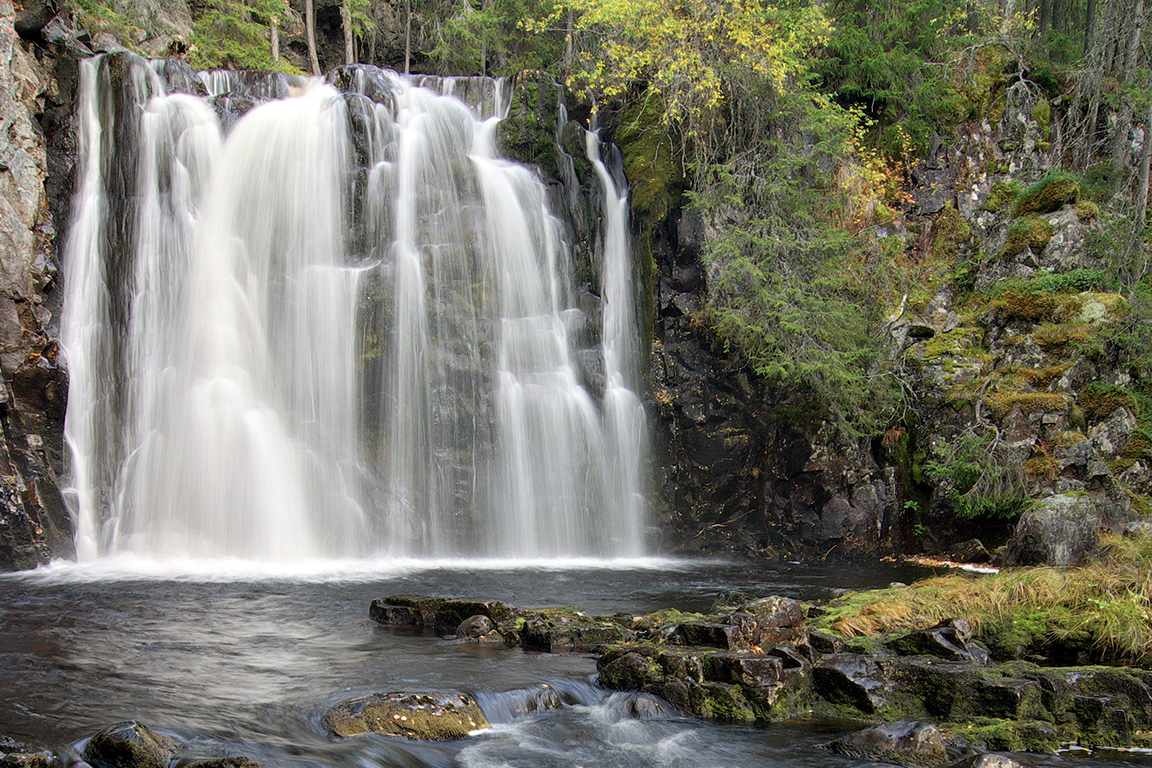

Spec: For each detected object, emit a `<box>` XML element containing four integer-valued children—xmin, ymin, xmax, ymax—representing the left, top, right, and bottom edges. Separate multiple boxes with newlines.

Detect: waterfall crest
<box><xmin>61</xmin><ymin>54</ymin><xmax>648</xmax><ymax>561</ymax></box>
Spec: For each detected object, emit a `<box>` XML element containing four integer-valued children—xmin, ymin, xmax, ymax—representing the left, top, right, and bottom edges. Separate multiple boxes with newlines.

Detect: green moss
<box><xmin>1031</xmin><ymin>99</ymin><xmax>1052</xmax><ymax>141</ymax></box>
<box><xmin>913</xmin><ymin>327</ymin><xmax>986</xmax><ymax>362</ymax></box>
<box><xmin>1032</xmin><ymin>322</ymin><xmax>1096</xmax><ymax>349</ymax></box>
<box><xmin>497</xmin><ymin>77</ymin><xmax>565</xmax><ymax>183</ymax></box>
<box><xmin>694</xmin><ymin>683</ymin><xmax>757</xmax><ymax>721</ymax></box>
<box><xmin>615</xmin><ymin>96</ymin><xmax>682</xmax><ymax>222</ymax></box>
<box><xmin>1078</xmin><ymin>383</ymin><xmax>1138</xmax><ymax>421</ymax></box>
<box><xmin>1122</xmin><ymin>429</ymin><xmax>1152</xmax><ymax>460</ymax></box>
<box><xmin>1001</xmin><ymin>217</ymin><xmax>1054</xmax><ymax>258</ymax></box>
<box><xmin>1012</xmin><ymin>170</ymin><xmax>1080</xmax><ymax>217</ymax></box>
<box><xmin>1075</xmin><ymin>200</ymin><xmax>1100</xmax><ymax>221</ymax></box>
<box><xmin>946</xmin><ymin>718</ymin><xmax>1060</xmax><ymax>752</ymax></box>
<box><xmin>981</xmin><ymin>180</ymin><xmax>1023</xmax><ymax>213</ymax></box>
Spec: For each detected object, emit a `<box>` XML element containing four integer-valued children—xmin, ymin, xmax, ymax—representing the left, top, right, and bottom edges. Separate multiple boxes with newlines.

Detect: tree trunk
<box><xmin>1113</xmin><ymin>0</ymin><xmax>1144</xmax><ymax>173</ymax></box>
<box><xmin>341</xmin><ymin>2</ymin><xmax>354</xmax><ymax>65</ymax></box>
<box><xmin>1130</xmin><ymin>98</ymin><xmax>1152</xmax><ymax>264</ymax></box>
<box><xmin>271</xmin><ymin>18</ymin><xmax>279</xmax><ymax>61</ymax></box>
<box><xmin>1002</xmin><ymin>0</ymin><xmax>1017</xmax><ymax>33</ymax></box>
<box><xmin>405</xmin><ymin>0</ymin><xmax>412</xmax><ymax>75</ymax></box>
<box><xmin>1085</xmin><ymin>0</ymin><xmax>1097</xmax><ymax>52</ymax></box>
<box><xmin>564</xmin><ymin>7</ymin><xmax>573</xmax><ymax>69</ymax></box>
<box><xmin>305</xmin><ymin>0</ymin><xmax>321</xmax><ymax>75</ymax></box>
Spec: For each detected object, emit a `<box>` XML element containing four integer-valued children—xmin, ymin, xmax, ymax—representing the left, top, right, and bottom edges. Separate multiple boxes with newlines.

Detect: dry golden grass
<box><xmin>820</xmin><ymin>533</ymin><xmax>1152</xmax><ymax>663</ymax></box>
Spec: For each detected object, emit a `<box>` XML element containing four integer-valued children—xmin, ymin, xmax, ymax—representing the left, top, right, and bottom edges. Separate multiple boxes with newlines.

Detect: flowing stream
<box><xmin>0</xmin><ymin>560</ymin><xmax>1143</xmax><ymax>768</ymax></box>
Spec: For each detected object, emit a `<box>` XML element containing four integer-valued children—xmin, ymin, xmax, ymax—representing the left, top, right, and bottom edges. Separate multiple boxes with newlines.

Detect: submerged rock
<box><xmin>325</xmin><ymin>691</ymin><xmax>490</xmax><ymax>740</ymax></box>
<box><xmin>83</xmin><ymin>722</ymin><xmax>176</xmax><ymax>768</ymax></box>
<box><xmin>954</xmin><ymin>755</ymin><xmax>1027</xmax><ymax>768</ymax></box>
<box><xmin>821</xmin><ymin>721</ymin><xmax>948</xmax><ymax>768</ymax></box>
<box><xmin>0</xmin><ymin>737</ymin><xmax>54</xmax><ymax>768</ymax></box>
<box><xmin>182</xmin><ymin>759</ymin><xmax>259</xmax><ymax>768</ymax></box>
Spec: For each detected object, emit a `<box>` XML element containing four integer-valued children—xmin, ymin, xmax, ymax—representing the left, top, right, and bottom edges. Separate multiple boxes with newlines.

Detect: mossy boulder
<box><xmin>369</xmin><ymin>595</ymin><xmax>515</xmax><ymax>635</ymax></box>
<box><xmin>597</xmin><ymin>643</ymin><xmax>813</xmax><ymax>722</ymax></box>
<box><xmin>83</xmin><ymin>722</ymin><xmax>176</xmax><ymax>768</ymax></box>
<box><xmin>822</xmin><ymin>721</ymin><xmax>949</xmax><ymax>768</ymax></box>
<box><xmin>999</xmin><ymin>493</ymin><xmax>1118</xmax><ymax>567</ymax></box>
<box><xmin>1011</xmin><ymin>171</ymin><xmax>1079</xmax><ymax>217</ymax></box>
<box><xmin>325</xmin><ymin>691</ymin><xmax>490</xmax><ymax>740</ymax></box>
<box><xmin>1000</xmin><ymin>217</ymin><xmax>1053</xmax><ymax>258</ymax></box>
<box><xmin>518</xmin><ymin>608</ymin><xmax>636</xmax><ymax>651</ymax></box>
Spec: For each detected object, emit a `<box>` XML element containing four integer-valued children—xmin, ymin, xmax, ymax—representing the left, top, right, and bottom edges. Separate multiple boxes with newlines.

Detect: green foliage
<box><xmin>425</xmin><ymin>0</ymin><xmax>564</xmax><ymax>76</ymax></box>
<box><xmin>816</xmin><ymin>0</ymin><xmax>991</xmax><ymax>154</ymax></box>
<box><xmin>68</xmin><ymin>0</ymin><xmax>143</xmax><ymax>45</ymax></box>
<box><xmin>696</xmin><ymin>90</ymin><xmax>899</xmax><ymax>434</ymax></box>
<box><xmin>925</xmin><ymin>432</ymin><xmax>1026</xmax><ymax>520</ymax></box>
<box><xmin>551</xmin><ymin>0</ymin><xmax>829</xmax><ymax>171</ymax></box>
<box><xmin>190</xmin><ymin>0</ymin><xmax>300</xmax><ymax>72</ymax></box>
<box><xmin>1011</xmin><ymin>170</ymin><xmax>1080</xmax><ymax>217</ymax></box>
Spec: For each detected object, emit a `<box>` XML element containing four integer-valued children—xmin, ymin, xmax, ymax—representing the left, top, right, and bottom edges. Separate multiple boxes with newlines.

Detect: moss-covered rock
<box><xmin>613</xmin><ymin>96</ymin><xmax>682</xmax><ymax>223</ymax></box>
<box><xmin>822</xmin><ymin>721</ymin><xmax>949</xmax><ymax>768</ymax></box>
<box><xmin>1000</xmin><ymin>217</ymin><xmax>1053</xmax><ymax>258</ymax></box>
<box><xmin>369</xmin><ymin>595</ymin><xmax>515</xmax><ymax>635</ymax></box>
<box><xmin>981</xmin><ymin>180</ymin><xmax>1022</xmax><ymax>213</ymax></box>
<box><xmin>0</xmin><ymin>738</ymin><xmax>54</xmax><ymax>768</ymax></box>
<box><xmin>1012</xmin><ymin>171</ymin><xmax>1079</xmax><ymax>217</ymax></box>
<box><xmin>325</xmin><ymin>691</ymin><xmax>490</xmax><ymax>740</ymax></box>
<box><xmin>83</xmin><ymin>722</ymin><xmax>176</xmax><ymax>768</ymax></box>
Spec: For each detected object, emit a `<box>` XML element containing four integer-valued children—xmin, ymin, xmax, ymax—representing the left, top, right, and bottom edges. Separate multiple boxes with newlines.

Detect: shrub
<box><xmin>924</xmin><ymin>431</ymin><xmax>1027</xmax><ymax>520</ymax></box>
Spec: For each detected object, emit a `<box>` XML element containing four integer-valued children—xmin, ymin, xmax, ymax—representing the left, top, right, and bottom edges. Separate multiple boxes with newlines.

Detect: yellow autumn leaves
<box><xmin>559</xmin><ymin>0</ymin><xmax>830</xmax><ymax>134</ymax></box>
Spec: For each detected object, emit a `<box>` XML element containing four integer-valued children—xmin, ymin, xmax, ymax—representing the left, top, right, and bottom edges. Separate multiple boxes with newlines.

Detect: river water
<box><xmin>0</xmin><ymin>558</ymin><xmax>1147</xmax><ymax>767</ymax></box>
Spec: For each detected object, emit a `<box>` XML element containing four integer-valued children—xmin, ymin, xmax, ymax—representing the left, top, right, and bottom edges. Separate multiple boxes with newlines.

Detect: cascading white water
<box><xmin>61</xmin><ymin>54</ymin><xmax>648</xmax><ymax>562</ymax></box>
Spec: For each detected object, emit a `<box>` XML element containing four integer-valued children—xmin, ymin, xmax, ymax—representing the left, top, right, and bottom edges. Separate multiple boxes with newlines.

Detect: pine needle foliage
<box><xmin>190</xmin><ymin>0</ymin><xmax>300</xmax><ymax>73</ymax></box>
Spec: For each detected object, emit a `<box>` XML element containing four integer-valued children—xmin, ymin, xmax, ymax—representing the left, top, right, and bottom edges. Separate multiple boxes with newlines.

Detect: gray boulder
<box><xmin>1000</xmin><ymin>493</ymin><xmax>1131</xmax><ymax>567</ymax></box>
<box><xmin>822</xmin><ymin>721</ymin><xmax>949</xmax><ymax>767</ymax></box>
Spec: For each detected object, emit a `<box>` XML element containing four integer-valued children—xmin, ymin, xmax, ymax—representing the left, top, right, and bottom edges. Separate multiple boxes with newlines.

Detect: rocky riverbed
<box><xmin>365</xmin><ymin>593</ymin><xmax>1152</xmax><ymax>763</ymax></box>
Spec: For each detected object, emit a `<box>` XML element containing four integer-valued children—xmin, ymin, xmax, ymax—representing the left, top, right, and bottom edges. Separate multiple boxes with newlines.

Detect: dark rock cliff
<box><xmin>0</xmin><ymin>1</ymin><xmax>73</xmax><ymax>570</ymax></box>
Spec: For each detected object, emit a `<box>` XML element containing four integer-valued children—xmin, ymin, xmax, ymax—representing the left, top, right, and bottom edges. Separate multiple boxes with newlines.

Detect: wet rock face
<box><xmin>83</xmin><ymin>721</ymin><xmax>176</xmax><ymax>768</ymax></box>
<box><xmin>325</xmin><ymin>691</ymin><xmax>490</xmax><ymax>740</ymax></box>
<box><xmin>0</xmin><ymin>4</ymin><xmax>73</xmax><ymax>572</ymax></box>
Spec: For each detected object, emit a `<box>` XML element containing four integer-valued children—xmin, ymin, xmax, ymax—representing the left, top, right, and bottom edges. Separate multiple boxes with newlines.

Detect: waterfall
<box><xmin>60</xmin><ymin>54</ymin><xmax>648</xmax><ymax>562</ymax></box>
